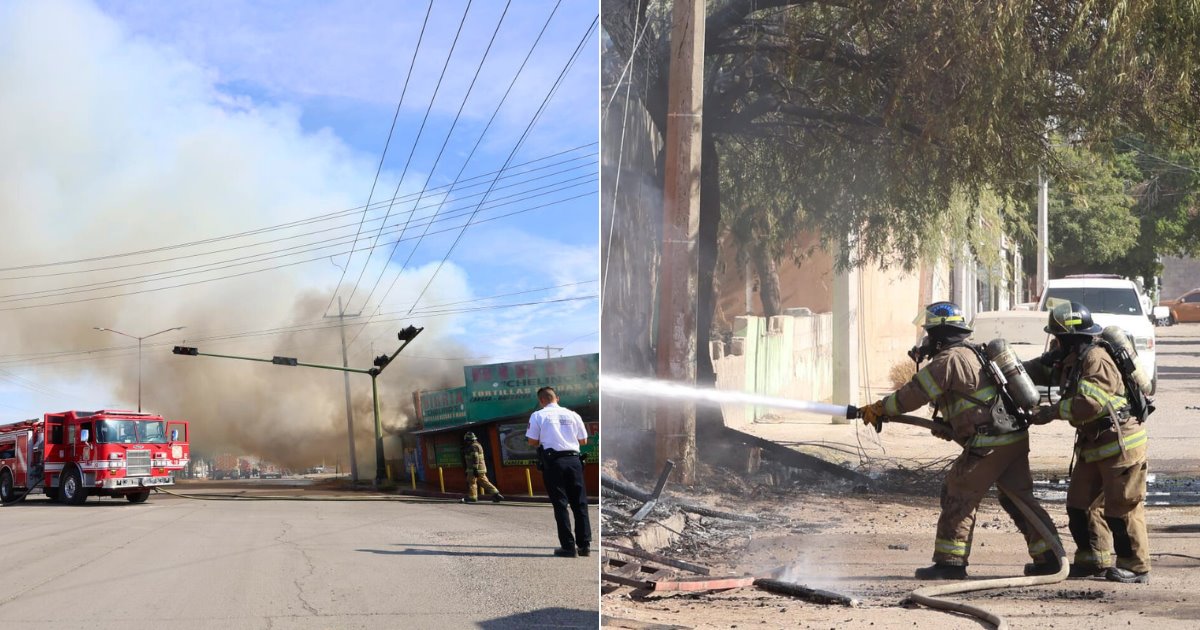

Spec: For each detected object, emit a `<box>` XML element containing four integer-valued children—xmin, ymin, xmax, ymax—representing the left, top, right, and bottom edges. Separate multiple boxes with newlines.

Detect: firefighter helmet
<box><xmin>463</xmin><ymin>431</ymin><xmax>477</xmax><ymax>442</ymax></box>
<box><xmin>1045</xmin><ymin>299</ymin><xmax>1102</xmax><ymax>335</ymax></box>
<box><xmin>914</xmin><ymin>301</ymin><xmax>972</xmax><ymax>332</ymax></box>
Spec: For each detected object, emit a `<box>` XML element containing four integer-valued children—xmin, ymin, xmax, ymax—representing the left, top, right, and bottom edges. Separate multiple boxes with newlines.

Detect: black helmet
<box><xmin>915</xmin><ymin>301</ymin><xmax>972</xmax><ymax>332</ymax></box>
<box><xmin>463</xmin><ymin>431</ymin><xmax>477</xmax><ymax>442</ymax></box>
<box><xmin>1045</xmin><ymin>300</ymin><xmax>1102</xmax><ymax>335</ymax></box>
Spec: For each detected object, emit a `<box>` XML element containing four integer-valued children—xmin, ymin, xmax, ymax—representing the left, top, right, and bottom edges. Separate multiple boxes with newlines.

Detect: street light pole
<box><xmin>172</xmin><ymin>325</ymin><xmax>423</xmax><ymax>487</ymax></box>
<box><xmin>94</xmin><ymin>325</ymin><xmax>185</xmax><ymax>412</ymax></box>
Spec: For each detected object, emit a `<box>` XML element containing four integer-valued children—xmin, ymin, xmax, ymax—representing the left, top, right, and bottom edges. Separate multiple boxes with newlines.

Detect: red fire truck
<box><xmin>0</xmin><ymin>410</ymin><xmax>189</xmax><ymax>505</ymax></box>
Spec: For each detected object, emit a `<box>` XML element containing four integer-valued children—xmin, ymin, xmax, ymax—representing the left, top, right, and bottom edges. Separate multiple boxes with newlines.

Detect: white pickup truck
<box><xmin>969</xmin><ymin>275</ymin><xmax>1157</xmax><ymax>400</ymax></box>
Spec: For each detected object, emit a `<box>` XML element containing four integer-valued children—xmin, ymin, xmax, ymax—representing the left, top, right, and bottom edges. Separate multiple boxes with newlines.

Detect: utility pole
<box><xmin>1036</xmin><ymin>169</ymin><xmax>1049</xmax><ymax>297</ymax></box>
<box><xmin>533</xmin><ymin>345</ymin><xmax>563</xmax><ymax>359</ymax></box>
<box><xmin>655</xmin><ymin>0</ymin><xmax>704</xmax><ymax>484</ymax></box>
<box><xmin>325</xmin><ymin>296</ymin><xmax>361</xmax><ymax>483</ymax></box>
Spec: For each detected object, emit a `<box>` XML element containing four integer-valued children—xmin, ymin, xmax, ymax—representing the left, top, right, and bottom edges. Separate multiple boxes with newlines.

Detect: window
<box><xmin>0</xmin><ymin>442</ymin><xmax>15</xmax><ymax>460</ymax></box>
<box><xmin>68</xmin><ymin>425</ymin><xmax>76</xmax><ymax>445</ymax></box>
<box><xmin>81</xmin><ymin>422</ymin><xmax>92</xmax><ymax>442</ymax></box>
<box><xmin>1185</xmin><ymin>293</ymin><xmax>1200</xmax><ymax>304</ymax></box>
<box><xmin>1043</xmin><ymin>287</ymin><xmax>1143</xmax><ymax>315</ymax></box>
<box><xmin>49</xmin><ymin>424</ymin><xmax>63</xmax><ymax>444</ymax></box>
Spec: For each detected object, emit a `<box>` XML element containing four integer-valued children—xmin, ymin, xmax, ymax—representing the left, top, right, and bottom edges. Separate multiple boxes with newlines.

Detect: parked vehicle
<box><xmin>969</xmin><ymin>311</ymin><xmax>1050</xmax><ymax>362</ymax></box>
<box><xmin>1</xmin><ymin>410</ymin><xmax>189</xmax><ymax>505</ymax></box>
<box><xmin>1037</xmin><ymin>275</ymin><xmax>1157</xmax><ymax>394</ymax></box>
<box><xmin>260</xmin><ymin>463</ymin><xmax>283</xmax><ymax>479</ymax></box>
<box><xmin>211</xmin><ymin>453</ymin><xmax>241</xmax><ymax>480</ymax></box>
<box><xmin>1161</xmin><ymin>288</ymin><xmax>1200</xmax><ymax>324</ymax></box>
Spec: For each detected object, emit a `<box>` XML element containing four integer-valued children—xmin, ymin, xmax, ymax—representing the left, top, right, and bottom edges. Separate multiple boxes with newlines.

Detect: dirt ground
<box><xmin>602</xmin><ymin>324</ymin><xmax>1200</xmax><ymax>629</ymax></box>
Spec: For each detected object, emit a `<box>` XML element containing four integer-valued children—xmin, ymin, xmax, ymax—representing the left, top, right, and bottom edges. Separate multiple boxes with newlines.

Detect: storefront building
<box><xmin>411</xmin><ymin>353</ymin><xmax>598</xmax><ymax>497</ymax></box>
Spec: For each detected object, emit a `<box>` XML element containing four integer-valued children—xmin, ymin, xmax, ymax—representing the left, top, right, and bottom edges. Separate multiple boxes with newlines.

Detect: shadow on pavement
<box><xmin>478</xmin><ymin>606</ymin><xmax>598</xmax><ymax>629</ymax></box>
<box><xmin>357</xmin><ymin>548</ymin><xmax>559</xmax><ymax>558</ymax></box>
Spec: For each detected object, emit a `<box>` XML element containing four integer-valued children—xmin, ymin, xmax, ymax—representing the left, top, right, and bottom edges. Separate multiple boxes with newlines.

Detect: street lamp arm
<box><xmin>143</xmin><ymin>326</ymin><xmax>186</xmax><ymax>340</ymax></box>
<box><xmin>93</xmin><ymin>326</ymin><xmax>138</xmax><ymax>341</ymax></box>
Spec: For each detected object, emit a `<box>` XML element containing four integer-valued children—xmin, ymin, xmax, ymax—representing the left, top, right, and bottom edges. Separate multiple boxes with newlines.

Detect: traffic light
<box><xmin>173</xmin><ymin>346</ymin><xmax>198</xmax><ymax>356</ymax></box>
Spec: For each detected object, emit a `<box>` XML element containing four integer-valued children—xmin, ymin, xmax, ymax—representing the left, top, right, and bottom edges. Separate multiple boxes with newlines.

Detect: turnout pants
<box><xmin>934</xmin><ymin>437</ymin><xmax>1060</xmax><ymax>567</ymax></box>
<box><xmin>1066</xmin><ymin>431</ymin><xmax>1149</xmax><ymax>573</ymax></box>
<box><xmin>466</xmin><ymin>469</ymin><xmax>500</xmax><ymax>501</ymax></box>
<box><xmin>542</xmin><ymin>454</ymin><xmax>592</xmax><ymax>550</ymax></box>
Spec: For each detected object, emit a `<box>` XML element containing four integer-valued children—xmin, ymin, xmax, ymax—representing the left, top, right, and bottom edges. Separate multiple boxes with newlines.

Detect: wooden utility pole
<box><xmin>325</xmin><ymin>296</ymin><xmax>362</xmax><ymax>483</ymax></box>
<box><xmin>533</xmin><ymin>345</ymin><xmax>563</xmax><ymax>359</ymax></box>
<box><xmin>655</xmin><ymin>0</ymin><xmax>704</xmax><ymax>484</ymax></box>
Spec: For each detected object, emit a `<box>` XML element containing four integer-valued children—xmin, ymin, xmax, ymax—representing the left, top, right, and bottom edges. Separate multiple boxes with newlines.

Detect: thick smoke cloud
<box><xmin>0</xmin><ymin>0</ymin><xmax>473</xmax><ymax>469</ymax></box>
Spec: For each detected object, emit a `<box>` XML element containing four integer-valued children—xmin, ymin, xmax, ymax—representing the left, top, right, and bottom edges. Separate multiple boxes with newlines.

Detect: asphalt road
<box><xmin>1142</xmin><ymin>322</ymin><xmax>1200</xmax><ymax>473</ymax></box>
<box><xmin>0</xmin><ymin>490</ymin><xmax>598</xmax><ymax>629</ymax></box>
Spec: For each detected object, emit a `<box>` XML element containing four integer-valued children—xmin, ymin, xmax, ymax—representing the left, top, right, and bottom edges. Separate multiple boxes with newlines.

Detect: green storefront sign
<box><xmin>419</xmin><ymin>387</ymin><xmax>468</xmax><ymax>429</ymax></box>
<box><xmin>434</xmin><ymin>443</ymin><xmax>463</xmax><ymax>467</ymax></box>
<box><xmin>463</xmin><ymin>353</ymin><xmax>599</xmax><ymax>422</ymax></box>
<box><xmin>498</xmin><ymin>421</ymin><xmax>599</xmax><ymax>466</ymax></box>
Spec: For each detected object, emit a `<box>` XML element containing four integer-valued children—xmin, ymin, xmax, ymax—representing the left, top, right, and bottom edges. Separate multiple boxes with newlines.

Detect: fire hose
<box><xmin>870</xmin><ymin>412</ymin><xmax>1069</xmax><ymax>630</ymax></box>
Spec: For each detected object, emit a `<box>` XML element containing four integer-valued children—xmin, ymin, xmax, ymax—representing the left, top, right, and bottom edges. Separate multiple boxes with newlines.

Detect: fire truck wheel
<box><xmin>1</xmin><ymin>469</ymin><xmax>16</xmax><ymax>504</ymax></box>
<box><xmin>126</xmin><ymin>491</ymin><xmax>150</xmax><ymax>504</ymax></box>
<box><xmin>60</xmin><ymin>468</ymin><xmax>88</xmax><ymax>505</ymax></box>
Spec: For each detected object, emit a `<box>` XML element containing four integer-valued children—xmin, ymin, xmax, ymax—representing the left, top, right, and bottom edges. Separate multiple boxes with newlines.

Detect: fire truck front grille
<box><xmin>126</xmin><ymin>450</ymin><xmax>151</xmax><ymax>477</ymax></box>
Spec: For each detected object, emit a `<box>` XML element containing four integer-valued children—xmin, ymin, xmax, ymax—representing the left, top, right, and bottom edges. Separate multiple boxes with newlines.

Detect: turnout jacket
<box><xmin>1023</xmin><ymin>346</ymin><xmax>1146</xmax><ymax>464</ymax></box>
<box><xmin>462</xmin><ymin>441</ymin><xmax>488</xmax><ymax>474</ymax></box>
<box><xmin>883</xmin><ymin>344</ymin><xmax>1023</xmax><ymax>447</ymax></box>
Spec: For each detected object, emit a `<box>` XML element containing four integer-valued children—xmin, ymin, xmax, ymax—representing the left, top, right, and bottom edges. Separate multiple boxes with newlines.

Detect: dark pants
<box><xmin>542</xmin><ymin>453</ymin><xmax>591</xmax><ymax>550</ymax></box>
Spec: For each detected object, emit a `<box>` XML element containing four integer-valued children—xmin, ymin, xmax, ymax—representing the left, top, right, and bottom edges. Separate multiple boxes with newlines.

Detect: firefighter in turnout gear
<box><xmin>1024</xmin><ymin>300</ymin><xmax>1150</xmax><ymax>584</ymax></box>
<box><xmin>461</xmin><ymin>432</ymin><xmax>503</xmax><ymax>503</ymax></box>
<box><xmin>860</xmin><ymin>301</ymin><xmax>1061</xmax><ymax>580</ymax></box>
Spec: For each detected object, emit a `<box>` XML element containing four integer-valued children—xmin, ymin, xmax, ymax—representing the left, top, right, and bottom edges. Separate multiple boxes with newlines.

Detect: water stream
<box><xmin>601</xmin><ymin>375</ymin><xmax>853</xmax><ymax>418</ymax></box>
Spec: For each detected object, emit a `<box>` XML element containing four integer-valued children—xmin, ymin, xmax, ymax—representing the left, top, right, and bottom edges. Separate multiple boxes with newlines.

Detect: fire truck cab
<box><xmin>0</xmin><ymin>410</ymin><xmax>190</xmax><ymax>505</ymax></box>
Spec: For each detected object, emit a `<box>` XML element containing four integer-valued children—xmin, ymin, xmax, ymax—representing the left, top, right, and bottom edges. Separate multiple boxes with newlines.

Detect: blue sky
<box><xmin>0</xmin><ymin>0</ymin><xmax>599</xmax><ymax>422</ymax></box>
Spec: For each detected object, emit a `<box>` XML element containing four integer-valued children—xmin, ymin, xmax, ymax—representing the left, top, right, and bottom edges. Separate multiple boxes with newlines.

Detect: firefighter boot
<box><xmin>1105</xmin><ymin>567</ymin><xmax>1150</xmax><ymax>584</ymax></box>
<box><xmin>1023</xmin><ymin>553</ymin><xmax>1063</xmax><ymax>576</ymax></box>
<box><xmin>492</xmin><ymin>493</ymin><xmax>504</xmax><ymax>503</ymax></box>
<box><xmin>460</xmin><ymin>497</ymin><xmax>478</xmax><ymax>504</ymax></box>
<box><xmin>914</xmin><ymin>563</ymin><xmax>967</xmax><ymax>580</ymax></box>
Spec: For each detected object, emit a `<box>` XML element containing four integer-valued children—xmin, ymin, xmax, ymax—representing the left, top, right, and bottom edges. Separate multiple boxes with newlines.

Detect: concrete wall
<box><xmin>1162</xmin><ymin>256</ymin><xmax>1200</xmax><ymax>301</ymax></box>
<box><xmin>712</xmin><ymin>312</ymin><xmax>833</xmax><ymax>429</ymax></box>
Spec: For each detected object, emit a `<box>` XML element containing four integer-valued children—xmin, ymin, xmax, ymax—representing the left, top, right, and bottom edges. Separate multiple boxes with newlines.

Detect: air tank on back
<box><xmin>1100</xmin><ymin>325</ymin><xmax>1153</xmax><ymax>395</ymax></box>
<box><xmin>984</xmin><ymin>338</ymin><xmax>1041</xmax><ymax>410</ymax></box>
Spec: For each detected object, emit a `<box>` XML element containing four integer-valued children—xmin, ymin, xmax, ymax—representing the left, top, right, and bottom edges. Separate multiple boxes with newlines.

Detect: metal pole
<box><xmin>373</xmin><ymin>373</ymin><xmax>386</xmax><ymax>486</ymax></box>
<box><xmin>655</xmin><ymin>0</ymin><xmax>704</xmax><ymax>484</ymax></box>
<box><xmin>336</xmin><ymin>297</ymin><xmax>359</xmax><ymax>483</ymax></box>
<box><xmin>137</xmin><ymin>337</ymin><xmax>143</xmax><ymax>412</ymax></box>
<box><xmin>1036</xmin><ymin>169</ymin><xmax>1049</xmax><ymax>296</ymax></box>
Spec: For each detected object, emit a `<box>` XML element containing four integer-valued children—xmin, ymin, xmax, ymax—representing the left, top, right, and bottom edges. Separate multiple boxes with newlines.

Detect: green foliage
<box><xmin>604</xmin><ymin>0</ymin><xmax>1200</xmax><ymax>273</ymax></box>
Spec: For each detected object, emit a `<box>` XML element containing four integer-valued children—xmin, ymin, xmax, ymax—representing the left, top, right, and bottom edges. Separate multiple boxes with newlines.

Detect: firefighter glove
<box><xmin>1030</xmin><ymin>405</ymin><xmax>1057</xmax><ymax>425</ymax></box>
<box><xmin>860</xmin><ymin>400</ymin><xmax>887</xmax><ymax>431</ymax></box>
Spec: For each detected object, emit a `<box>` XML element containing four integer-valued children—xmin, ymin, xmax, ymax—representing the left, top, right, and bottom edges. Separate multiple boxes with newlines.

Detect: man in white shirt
<box><xmin>526</xmin><ymin>386</ymin><xmax>592</xmax><ymax>557</ymax></box>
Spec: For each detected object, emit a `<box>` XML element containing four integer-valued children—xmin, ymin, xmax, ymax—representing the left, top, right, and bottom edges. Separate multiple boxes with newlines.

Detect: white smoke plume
<box><xmin>0</xmin><ymin>0</ymin><xmax>475</xmax><ymax>469</ymax></box>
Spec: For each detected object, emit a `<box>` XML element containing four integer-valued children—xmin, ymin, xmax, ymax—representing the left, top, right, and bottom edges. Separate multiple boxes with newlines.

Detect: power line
<box><xmin>348</xmin><ymin>0</ymin><xmax>566</xmax><ymax>339</ymax></box>
<box><xmin>0</xmin><ymin>156</ymin><xmax>596</xmax><ymax>282</ymax></box>
<box><xmin>324</xmin><ymin>0</ymin><xmax>434</xmax><ymax>318</ymax></box>
<box><xmin>400</xmin><ymin>14</ymin><xmax>597</xmax><ymax>316</ymax></box>
<box><xmin>0</xmin><ymin>172</ymin><xmax>596</xmax><ymax>299</ymax></box>
<box><xmin>0</xmin><ymin>190</ymin><xmax>596</xmax><ymax>312</ymax></box>
<box><xmin>0</xmin><ymin>292</ymin><xmax>597</xmax><ymax>368</ymax></box>
<box><xmin>344</xmin><ymin>0</ymin><xmax>512</xmax><ymax>312</ymax></box>
<box><xmin>0</xmin><ymin>139</ymin><xmax>595</xmax><ymax>275</ymax></box>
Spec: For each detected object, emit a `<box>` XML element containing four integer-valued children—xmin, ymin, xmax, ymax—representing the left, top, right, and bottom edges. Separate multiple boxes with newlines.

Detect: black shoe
<box><xmin>553</xmin><ymin>547</ymin><xmax>578</xmax><ymax>558</ymax></box>
<box><xmin>1023</xmin><ymin>561</ymin><xmax>1062</xmax><ymax>576</ymax></box>
<box><xmin>492</xmin><ymin>493</ymin><xmax>504</xmax><ymax>503</ymax></box>
<box><xmin>1068</xmin><ymin>563</ymin><xmax>1109</xmax><ymax>578</ymax></box>
<box><xmin>914</xmin><ymin>564</ymin><xmax>967</xmax><ymax>580</ymax></box>
<box><xmin>460</xmin><ymin>497</ymin><xmax>477</xmax><ymax>504</ymax></box>
<box><xmin>577</xmin><ymin>546</ymin><xmax>591</xmax><ymax>557</ymax></box>
<box><xmin>1105</xmin><ymin>567</ymin><xmax>1150</xmax><ymax>584</ymax></box>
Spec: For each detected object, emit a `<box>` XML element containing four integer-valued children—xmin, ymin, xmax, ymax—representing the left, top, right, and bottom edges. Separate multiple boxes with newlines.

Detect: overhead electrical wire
<box><xmin>0</xmin><ymin>142</ymin><xmax>595</xmax><ymax>276</ymax></box>
<box><xmin>323</xmin><ymin>0</ymin><xmax>434</xmax><ymax>318</ymax></box>
<box><xmin>0</xmin><ymin>174</ymin><xmax>597</xmax><ymax>301</ymax></box>
<box><xmin>343</xmin><ymin>0</ymin><xmax>512</xmax><ymax>313</ymax></box>
<box><xmin>0</xmin><ymin>190</ymin><xmax>596</xmax><ymax>312</ymax></box>
<box><xmin>347</xmin><ymin>0</ymin><xmax>566</xmax><ymax>340</ymax></box>
<box><xmin>402</xmin><ymin>16</ymin><xmax>599</xmax><ymax>319</ymax></box>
